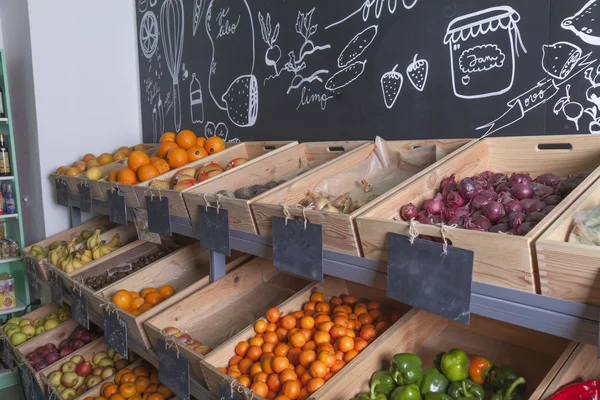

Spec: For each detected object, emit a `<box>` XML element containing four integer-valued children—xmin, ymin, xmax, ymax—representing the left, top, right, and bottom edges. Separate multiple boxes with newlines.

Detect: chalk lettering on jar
<box><xmin>296</xmin><ymin>86</ymin><xmax>334</xmax><ymax>111</ymax></box>
<box><xmin>562</xmin><ymin>0</ymin><xmax>600</xmax><ymax>46</ymax></box>
<box><xmin>326</xmin><ymin>0</ymin><xmax>422</xmax><ymax>30</ymax></box>
<box><xmin>443</xmin><ymin>6</ymin><xmax>526</xmax><ymax>100</ymax></box>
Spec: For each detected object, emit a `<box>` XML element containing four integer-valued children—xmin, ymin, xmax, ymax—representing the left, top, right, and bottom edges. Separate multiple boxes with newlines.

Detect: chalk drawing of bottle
<box><xmin>190</xmin><ymin>73</ymin><xmax>204</xmax><ymax>123</ymax></box>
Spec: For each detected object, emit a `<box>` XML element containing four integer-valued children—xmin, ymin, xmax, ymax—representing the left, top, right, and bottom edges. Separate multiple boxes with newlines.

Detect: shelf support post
<box><xmin>70</xmin><ymin>206</ymin><xmax>82</xmax><ymax>228</ymax></box>
<box><xmin>209</xmin><ymin>251</ymin><xmax>226</xmax><ymax>282</ymax></box>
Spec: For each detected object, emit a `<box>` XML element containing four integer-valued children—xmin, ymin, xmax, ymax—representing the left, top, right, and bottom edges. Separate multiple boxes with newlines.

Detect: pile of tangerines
<box><xmin>220</xmin><ymin>292</ymin><xmax>402</xmax><ymax>400</ymax></box>
<box><xmin>108</xmin><ymin>130</ymin><xmax>226</xmax><ymax>185</ymax></box>
<box><xmin>55</xmin><ymin>144</ymin><xmax>149</xmax><ymax>177</ymax></box>
<box><xmin>86</xmin><ymin>363</ymin><xmax>174</xmax><ymax>400</ymax></box>
<box><xmin>111</xmin><ymin>285</ymin><xmax>176</xmax><ymax>316</ymax></box>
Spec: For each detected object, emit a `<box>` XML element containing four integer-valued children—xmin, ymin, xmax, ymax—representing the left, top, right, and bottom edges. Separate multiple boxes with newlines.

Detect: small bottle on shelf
<box><xmin>5</xmin><ymin>184</ymin><xmax>15</xmax><ymax>214</ymax></box>
<box><xmin>0</xmin><ymin>135</ymin><xmax>10</xmax><ymax>177</ymax></box>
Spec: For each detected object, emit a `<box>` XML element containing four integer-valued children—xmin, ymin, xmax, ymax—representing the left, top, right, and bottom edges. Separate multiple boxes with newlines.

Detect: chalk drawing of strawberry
<box><xmin>381</xmin><ymin>65</ymin><xmax>403</xmax><ymax>109</ymax></box>
<box><xmin>406</xmin><ymin>54</ymin><xmax>428</xmax><ymax>92</ymax></box>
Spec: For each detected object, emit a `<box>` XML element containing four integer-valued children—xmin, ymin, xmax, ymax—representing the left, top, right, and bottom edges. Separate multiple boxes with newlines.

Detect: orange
<box><xmin>275</xmin><ymin>327</ymin><xmax>288</xmax><ymax>342</ymax></box>
<box><xmin>150</xmin><ymin>158</ymin><xmax>170</xmax><ymax>174</ymax></box>
<box><xmin>145</xmin><ymin>383</ymin><xmax>159</xmax><ymax>393</ymax></box>
<box><xmin>115</xmin><ymin>369</ymin><xmax>132</xmax><ymax>385</ymax></box>
<box><xmin>331</xmin><ymin>360</ymin><xmax>345</xmax><ymax>373</ymax></box>
<box><xmin>147</xmin><ymin>395</ymin><xmax>165</xmax><ymax>400</ymax></box>
<box><xmin>238</xmin><ymin>375</ymin><xmax>252</xmax><ymax>388</ymax></box>
<box><xmin>129</xmin><ymin>291</ymin><xmax>140</xmax><ymax>298</ymax></box>
<box><xmin>255</xmin><ymin>320</ymin><xmax>267</xmax><ymax>333</ymax></box>
<box><xmin>137</xmin><ymin>164</ymin><xmax>160</xmax><ymax>182</ymax></box>
<box><xmin>292</xmin><ymin>310</ymin><xmax>305</xmax><ymax>319</ymax></box>
<box><xmin>113</xmin><ymin>151</ymin><xmax>128</xmax><ymax>161</ymax></box>
<box><xmin>344</xmin><ymin>349</ymin><xmax>358</xmax><ymax>363</ymax></box>
<box><xmin>118</xmin><ymin>146</ymin><xmax>132</xmax><ymax>155</ymax></box>
<box><xmin>360</xmin><ymin>325</ymin><xmax>376</xmax><ymax>341</ymax></box>
<box><xmin>247</xmin><ymin>346</ymin><xmax>263</xmax><ymax>361</ymax></box>
<box><xmin>196</xmin><ymin>137</ymin><xmax>206</xmax><ymax>147</ymax></box>
<box><xmin>267</xmin><ymin>373</ymin><xmax>282</xmax><ymax>392</ymax></box>
<box><xmin>82</xmin><ymin>153</ymin><xmax>96</xmax><ymax>162</ymax></box>
<box><xmin>112</xmin><ymin>290</ymin><xmax>133</xmax><ymax>310</ymax></box>
<box><xmin>310</xmin><ymin>292</ymin><xmax>325</xmax><ymax>303</ymax></box>
<box><xmin>166</xmin><ymin>147</ymin><xmax>188</xmax><ymax>168</ymax></box>
<box><xmin>138</xmin><ymin>303</ymin><xmax>153</xmax><ymax>313</ymax></box>
<box><xmin>109</xmin><ymin>395</ymin><xmax>126</xmax><ymax>400</ymax></box>
<box><xmin>273</xmin><ymin>343</ymin><xmax>290</xmax><ymax>357</ymax></box>
<box><xmin>117</xmin><ymin>168</ymin><xmax>138</xmax><ymax>185</ymax></box>
<box><xmin>298</xmin><ymin>350</ymin><xmax>316</xmax><ymax>368</ymax></box>
<box><xmin>313</xmin><ymin>331</ymin><xmax>330</xmax><ymax>346</ymax></box>
<box><xmin>261</xmin><ymin>356</ymin><xmax>274</xmax><ymax>374</ymax></box>
<box><xmin>119</xmin><ymin>383</ymin><xmax>137</xmax><ymax>398</ymax></box>
<box><xmin>254</xmin><ymin>372</ymin><xmax>268</xmax><ymax>383</ymax></box>
<box><xmin>130</xmin><ymin>297</ymin><xmax>145</xmax><ymax>310</ymax></box>
<box><xmin>299</xmin><ymin>316</ymin><xmax>315</xmax><ymax>330</ymax></box>
<box><xmin>149</xmin><ymin>372</ymin><xmax>159</xmax><ymax>384</ymax></box>
<box><xmin>159</xmin><ymin>285</ymin><xmax>175</xmax><ymax>298</ymax></box>
<box><xmin>307</xmin><ymin>377</ymin><xmax>325</xmax><ymax>394</ymax></box>
<box><xmin>262</xmin><ymin>342</ymin><xmax>275</xmax><ymax>354</ymax></box>
<box><xmin>98</xmin><ymin>153</ymin><xmax>114</xmax><ymax>166</ymax></box>
<box><xmin>134</xmin><ymin>144</ymin><xmax>148</xmax><ymax>151</ymax></box>
<box><xmin>103</xmin><ymin>383</ymin><xmax>119</xmax><ymax>398</ymax></box>
<box><xmin>280</xmin><ymin>369</ymin><xmax>297</xmax><ymax>383</ymax></box>
<box><xmin>281</xmin><ymin>380</ymin><xmax>301</xmax><ymax>399</ymax></box>
<box><xmin>158</xmin><ymin>141</ymin><xmax>179</xmax><ymax>159</ymax></box>
<box><xmin>229</xmin><ymin>356</ymin><xmax>243</xmax><ymax>367</ymax></box>
<box><xmin>235</xmin><ymin>341</ymin><xmax>250</xmax><ymax>357</ymax></box>
<box><xmin>303</xmin><ymin>302</ymin><xmax>315</xmax><ymax>312</ymax></box>
<box><xmin>266</xmin><ymin>308</ymin><xmax>281</xmax><ymax>323</ymax></box>
<box><xmin>318</xmin><ymin>351</ymin><xmax>336</xmax><ymax>368</ymax></box>
<box><xmin>249</xmin><ymin>336</ymin><xmax>264</xmax><ymax>347</ymax></box>
<box><xmin>128</xmin><ymin>151</ymin><xmax>151</xmax><ymax>172</ymax></box>
<box><xmin>156</xmin><ymin>385</ymin><xmax>172</xmax><ymax>398</ymax></box>
<box><xmin>140</xmin><ymin>288</ymin><xmax>158</xmax><ymax>298</ymax></box>
<box><xmin>239</xmin><ymin>359</ymin><xmax>254</xmax><ymax>375</ymax></box>
<box><xmin>330</xmin><ymin>296</ymin><xmax>342</xmax><ymax>306</ymax></box>
<box><xmin>263</xmin><ymin>332</ymin><xmax>278</xmax><ymax>344</ymax></box>
<box><xmin>121</xmin><ymin>372</ymin><xmax>137</xmax><ymax>384</ymax></box>
<box><xmin>330</xmin><ymin>325</ymin><xmax>347</xmax><ymax>340</ymax></box>
<box><xmin>280</xmin><ymin>315</ymin><xmax>296</xmax><ymax>330</ymax></box>
<box><xmin>204</xmin><ymin>136</ymin><xmax>226</xmax><ymax>154</ymax></box>
<box><xmin>108</xmin><ymin>170</ymin><xmax>118</xmax><ymax>182</ymax></box>
<box><xmin>337</xmin><ymin>336</ymin><xmax>354</xmax><ymax>353</ymax></box>
<box><xmin>275</xmin><ymin>396</ymin><xmax>291</xmax><ymax>400</ymax></box>
<box><xmin>309</xmin><ymin>360</ymin><xmax>327</xmax><ymax>378</ymax></box>
<box><xmin>144</xmin><ymin>292</ymin><xmax>164</xmax><ymax>306</ymax></box>
<box><xmin>354</xmin><ymin>338</ymin><xmax>368</xmax><ymax>352</ymax></box>
<box><xmin>130</xmin><ymin>309</ymin><xmax>142</xmax><ymax>316</ymax></box>
<box><xmin>266</xmin><ymin>323</ymin><xmax>277</xmax><ymax>332</ymax></box>
<box><xmin>133</xmin><ymin>366</ymin><xmax>150</xmax><ymax>377</ymax></box>
<box><xmin>176</xmin><ymin>130</ymin><xmax>197</xmax><ymax>150</ymax></box>
<box><xmin>160</xmin><ymin>132</ymin><xmax>176</xmax><ymax>143</ymax></box>
<box><xmin>250</xmin><ymin>362</ymin><xmax>263</xmax><ymax>376</ymax></box>
<box><xmin>302</xmin><ymin>341</ymin><xmax>316</xmax><ymax>352</ymax></box>
<box><xmin>272</xmin><ymin>356</ymin><xmax>289</xmax><ymax>373</ymax></box>
<box><xmin>251</xmin><ymin>381</ymin><xmax>269</xmax><ymax>398</ymax></box>
<box><xmin>187</xmin><ymin>146</ymin><xmax>208</xmax><ymax>162</ymax></box>
<box><xmin>315</xmin><ymin>303</ymin><xmax>331</xmax><ymax>314</ymax></box>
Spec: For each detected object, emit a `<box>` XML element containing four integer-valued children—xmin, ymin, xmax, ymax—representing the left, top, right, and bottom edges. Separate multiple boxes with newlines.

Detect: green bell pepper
<box><xmin>441</xmin><ymin>349</ymin><xmax>470</xmax><ymax>382</ymax></box>
<box><xmin>490</xmin><ymin>377</ymin><xmax>526</xmax><ymax>400</ymax></box>
<box><xmin>433</xmin><ymin>352</ymin><xmax>445</xmax><ymax>371</ymax></box>
<box><xmin>371</xmin><ymin>370</ymin><xmax>397</xmax><ymax>398</ymax></box>
<box><xmin>390</xmin><ymin>384</ymin><xmax>422</xmax><ymax>400</ymax></box>
<box><xmin>354</xmin><ymin>392</ymin><xmax>388</xmax><ymax>400</ymax></box>
<box><xmin>447</xmin><ymin>380</ymin><xmax>485</xmax><ymax>400</ymax></box>
<box><xmin>417</xmin><ymin>368</ymin><xmax>449</xmax><ymax>395</ymax></box>
<box><xmin>491</xmin><ymin>366</ymin><xmax>523</xmax><ymax>393</ymax></box>
<box><xmin>424</xmin><ymin>394</ymin><xmax>453</xmax><ymax>400</ymax></box>
<box><xmin>390</xmin><ymin>353</ymin><xmax>423</xmax><ymax>385</ymax></box>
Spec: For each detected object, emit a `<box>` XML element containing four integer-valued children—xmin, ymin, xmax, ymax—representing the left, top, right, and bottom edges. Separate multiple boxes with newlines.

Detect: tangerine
<box><xmin>272</xmin><ymin>356</ymin><xmax>289</xmax><ymax>373</ymax></box>
<box><xmin>140</xmin><ymin>288</ymin><xmax>158</xmax><ymax>298</ymax></box>
<box><xmin>280</xmin><ymin>369</ymin><xmax>297</xmax><ymax>383</ymax></box>
<box><xmin>128</xmin><ymin>151</ymin><xmax>150</xmax><ymax>172</ymax></box>
<box><xmin>158</xmin><ymin>141</ymin><xmax>179</xmax><ymax>159</ymax></box>
<box><xmin>307</xmin><ymin>377</ymin><xmax>325</xmax><ymax>394</ymax></box>
<box><xmin>117</xmin><ymin>168</ymin><xmax>138</xmax><ymax>185</ymax></box>
<box><xmin>166</xmin><ymin>147</ymin><xmax>188</xmax><ymax>168</ymax></box>
<box><xmin>103</xmin><ymin>383</ymin><xmax>119</xmax><ymax>398</ymax></box>
<box><xmin>82</xmin><ymin>153</ymin><xmax>96</xmax><ymax>162</ymax></box>
<box><xmin>204</xmin><ymin>136</ymin><xmax>226</xmax><ymax>154</ymax></box>
<box><xmin>108</xmin><ymin>170</ymin><xmax>118</xmax><ymax>182</ymax></box>
<box><xmin>130</xmin><ymin>297</ymin><xmax>145</xmax><ymax>310</ymax></box>
<box><xmin>121</xmin><ymin>372</ymin><xmax>137</xmax><ymax>384</ymax></box>
<box><xmin>160</xmin><ymin>132</ymin><xmax>176</xmax><ymax>143</ymax></box>
<box><xmin>187</xmin><ymin>146</ymin><xmax>208</xmax><ymax>162</ymax></box>
<box><xmin>119</xmin><ymin>383</ymin><xmax>137</xmax><ymax>398</ymax></box>
<box><xmin>147</xmin><ymin>394</ymin><xmax>165</xmax><ymax>400</ymax></box>
<box><xmin>266</xmin><ymin>308</ymin><xmax>281</xmax><ymax>323</ymax></box>
<box><xmin>112</xmin><ymin>290</ymin><xmax>133</xmax><ymax>310</ymax></box>
<box><xmin>255</xmin><ymin>320</ymin><xmax>268</xmax><ymax>333</ymax></box>
<box><xmin>280</xmin><ymin>315</ymin><xmax>296</xmax><ymax>330</ymax></box>
<box><xmin>137</xmin><ymin>164</ymin><xmax>160</xmax><ymax>182</ymax></box>
<box><xmin>176</xmin><ymin>130</ymin><xmax>197</xmax><ymax>150</ymax></box>
<box><xmin>150</xmin><ymin>158</ymin><xmax>170</xmax><ymax>174</ymax></box>
<box><xmin>98</xmin><ymin>153</ymin><xmax>114</xmax><ymax>166</ymax></box>
<box><xmin>159</xmin><ymin>285</ymin><xmax>175</xmax><ymax>298</ymax></box>
<box><xmin>144</xmin><ymin>292</ymin><xmax>164</xmax><ymax>306</ymax></box>
<box><xmin>196</xmin><ymin>137</ymin><xmax>206</xmax><ymax>147</ymax></box>
<box><xmin>251</xmin><ymin>381</ymin><xmax>269</xmax><ymax>398</ymax></box>
<box><xmin>267</xmin><ymin>373</ymin><xmax>282</xmax><ymax>392</ymax></box>
<box><xmin>156</xmin><ymin>385</ymin><xmax>173</xmax><ymax>398</ymax></box>
<box><xmin>118</xmin><ymin>146</ymin><xmax>132</xmax><ymax>155</ymax></box>
<box><xmin>281</xmin><ymin>380</ymin><xmax>301</xmax><ymax>399</ymax></box>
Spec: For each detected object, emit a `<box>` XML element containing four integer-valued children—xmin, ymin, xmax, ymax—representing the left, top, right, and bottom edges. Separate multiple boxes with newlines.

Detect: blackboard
<box><xmin>136</xmin><ymin>0</ymin><xmax>600</xmax><ymax>142</ymax></box>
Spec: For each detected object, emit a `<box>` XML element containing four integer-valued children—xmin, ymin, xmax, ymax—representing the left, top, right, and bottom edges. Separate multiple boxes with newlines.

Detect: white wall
<box><xmin>25</xmin><ymin>0</ymin><xmax>143</xmax><ymax>237</ymax></box>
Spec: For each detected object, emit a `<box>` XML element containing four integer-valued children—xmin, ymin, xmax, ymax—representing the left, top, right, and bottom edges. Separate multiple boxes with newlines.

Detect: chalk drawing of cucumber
<box><xmin>337</xmin><ymin>25</ymin><xmax>378</xmax><ymax>68</ymax></box>
<box><xmin>325</xmin><ymin>60</ymin><xmax>367</xmax><ymax>91</ymax></box>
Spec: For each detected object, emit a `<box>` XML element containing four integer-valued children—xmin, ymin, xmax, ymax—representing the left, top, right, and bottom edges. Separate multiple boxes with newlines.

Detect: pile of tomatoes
<box><xmin>219</xmin><ymin>292</ymin><xmax>402</xmax><ymax>400</ymax></box>
<box><xmin>88</xmin><ymin>363</ymin><xmax>174</xmax><ymax>400</ymax></box>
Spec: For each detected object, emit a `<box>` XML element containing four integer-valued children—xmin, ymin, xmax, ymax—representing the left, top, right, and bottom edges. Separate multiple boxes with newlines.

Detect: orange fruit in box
<box><xmin>98</xmin><ymin>153</ymin><xmax>114</xmax><ymax>166</ymax></box>
<box><xmin>150</xmin><ymin>158</ymin><xmax>170</xmax><ymax>174</ymax></box>
<box><xmin>160</xmin><ymin>132</ymin><xmax>176</xmax><ymax>143</ymax></box>
<box><xmin>166</xmin><ymin>147</ymin><xmax>188</xmax><ymax>168</ymax></box>
<box><xmin>204</xmin><ymin>136</ymin><xmax>226</xmax><ymax>154</ymax></box>
<box><xmin>137</xmin><ymin>164</ymin><xmax>160</xmax><ymax>182</ymax></box>
<box><xmin>156</xmin><ymin>385</ymin><xmax>173</xmax><ymax>398</ymax></box>
<box><xmin>118</xmin><ymin>146</ymin><xmax>132</xmax><ymax>156</ymax></box>
<box><xmin>128</xmin><ymin>151</ymin><xmax>150</xmax><ymax>172</ymax></box>
<box><xmin>117</xmin><ymin>168</ymin><xmax>138</xmax><ymax>185</ymax></box>
<box><xmin>113</xmin><ymin>151</ymin><xmax>128</xmax><ymax>161</ymax></box>
<box><xmin>112</xmin><ymin>290</ymin><xmax>133</xmax><ymax>310</ymax></box>
<box><xmin>144</xmin><ymin>292</ymin><xmax>164</xmax><ymax>306</ymax></box>
<box><xmin>141</xmin><ymin>287</ymin><xmax>158</xmax><ymax>298</ymax></box>
<box><xmin>158</xmin><ymin>141</ymin><xmax>178</xmax><ymax>159</ymax></box>
<box><xmin>130</xmin><ymin>297</ymin><xmax>145</xmax><ymax>310</ymax></box>
<box><xmin>196</xmin><ymin>137</ymin><xmax>206</xmax><ymax>147</ymax></box>
<box><xmin>103</xmin><ymin>383</ymin><xmax>119</xmax><ymax>397</ymax></box>
<box><xmin>176</xmin><ymin>129</ymin><xmax>197</xmax><ymax>150</ymax></box>
<box><xmin>146</xmin><ymin>394</ymin><xmax>165</xmax><ymax>400</ymax></box>
<box><xmin>134</xmin><ymin>144</ymin><xmax>148</xmax><ymax>151</ymax></box>
<box><xmin>159</xmin><ymin>285</ymin><xmax>175</xmax><ymax>298</ymax></box>
<box><xmin>187</xmin><ymin>146</ymin><xmax>208</xmax><ymax>162</ymax></box>
<box><xmin>119</xmin><ymin>383</ymin><xmax>137</xmax><ymax>397</ymax></box>
<box><xmin>108</xmin><ymin>170</ymin><xmax>118</xmax><ymax>182</ymax></box>
<box><xmin>133</xmin><ymin>366</ymin><xmax>151</xmax><ymax>377</ymax></box>
<box><xmin>82</xmin><ymin>153</ymin><xmax>96</xmax><ymax>162</ymax></box>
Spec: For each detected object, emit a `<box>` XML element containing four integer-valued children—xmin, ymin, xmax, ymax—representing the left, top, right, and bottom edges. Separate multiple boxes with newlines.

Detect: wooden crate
<box><xmin>1</xmin><ymin>303</ymin><xmax>66</xmax><ymax>354</ymax></box>
<box><xmin>536</xmin><ymin>176</ymin><xmax>600</xmax><ymax>305</ymax></box>
<box><xmin>200</xmin><ymin>276</ymin><xmax>412</xmax><ymax>398</ymax></box>
<box><xmin>22</xmin><ymin>216</ymin><xmax>117</xmax><ymax>280</ymax></box>
<box><xmin>62</xmin><ymin>238</ymin><xmax>186</xmax><ymax>316</ymax></box>
<box><xmin>315</xmin><ymin>309</ymin><xmax>574</xmax><ymax>400</ymax></box>
<box><xmin>357</xmin><ymin>135</ymin><xmax>600</xmax><ymax>293</ymax></box>
<box><xmin>183</xmin><ymin>141</ymin><xmax>369</xmax><ymax>234</ymax></box>
<box><xmin>530</xmin><ymin>342</ymin><xmax>599</xmax><ymax>399</ymax></box>
<box><xmin>253</xmin><ymin>139</ymin><xmax>472</xmax><ymax>256</ymax></box>
<box><xmin>144</xmin><ymin>257</ymin><xmax>311</xmax><ymax>382</ymax></box>
<box><xmin>90</xmin><ymin>244</ymin><xmax>250</xmax><ymax>348</ymax></box>
<box><xmin>133</xmin><ymin>141</ymin><xmax>296</xmax><ymax>218</ymax></box>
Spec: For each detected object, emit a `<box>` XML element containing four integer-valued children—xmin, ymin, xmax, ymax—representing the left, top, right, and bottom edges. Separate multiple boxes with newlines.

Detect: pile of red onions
<box><xmin>400</xmin><ymin>171</ymin><xmax>588</xmax><ymax>236</ymax></box>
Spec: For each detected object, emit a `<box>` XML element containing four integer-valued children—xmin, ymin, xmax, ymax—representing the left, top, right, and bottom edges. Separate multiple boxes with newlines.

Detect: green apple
<box><xmin>57</xmin><ymin>306</ymin><xmax>70</xmax><ymax>315</ymax></box>
<box><xmin>33</xmin><ymin>318</ymin><xmax>45</xmax><ymax>327</ymax></box>
<box><xmin>98</xmin><ymin>358</ymin><xmax>114</xmax><ymax>367</ymax></box>
<box><xmin>10</xmin><ymin>332</ymin><xmax>27</xmax><ymax>345</ymax></box>
<box><xmin>3</xmin><ymin>322</ymin><xmax>17</xmax><ymax>333</ymax></box>
<box><xmin>92</xmin><ymin>352</ymin><xmax>108</xmax><ymax>365</ymax></box>
<box><xmin>5</xmin><ymin>326</ymin><xmax>20</xmax><ymax>339</ymax></box>
<box><xmin>20</xmin><ymin>325</ymin><xmax>35</xmax><ymax>338</ymax></box>
<box><xmin>34</xmin><ymin>325</ymin><xmax>45</xmax><ymax>336</ymax></box>
<box><xmin>6</xmin><ymin>317</ymin><xmax>21</xmax><ymax>326</ymax></box>
<box><xmin>58</xmin><ymin>313</ymin><xmax>71</xmax><ymax>322</ymax></box>
<box><xmin>18</xmin><ymin>319</ymin><xmax>32</xmax><ymax>327</ymax></box>
<box><xmin>45</xmin><ymin>312</ymin><xmax>58</xmax><ymax>321</ymax></box>
<box><xmin>43</xmin><ymin>319</ymin><xmax>59</xmax><ymax>330</ymax></box>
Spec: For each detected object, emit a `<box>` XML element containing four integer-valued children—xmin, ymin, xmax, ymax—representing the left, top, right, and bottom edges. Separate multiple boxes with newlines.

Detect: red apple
<box><xmin>92</xmin><ymin>366</ymin><xmax>104</xmax><ymax>376</ymax></box>
<box><xmin>163</xmin><ymin>327</ymin><xmax>181</xmax><ymax>337</ymax></box>
<box><xmin>177</xmin><ymin>333</ymin><xmax>192</xmax><ymax>344</ymax></box>
<box><xmin>60</xmin><ymin>347</ymin><xmax>74</xmax><ymax>357</ymax></box>
<box><xmin>45</xmin><ymin>352</ymin><xmax>61</xmax><ymax>364</ymax></box>
<box><xmin>75</xmin><ymin>361</ymin><xmax>93</xmax><ymax>377</ymax></box>
<box><xmin>80</xmin><ymin>332</ymin><xmax>91</xmax><ymax>343</ymax></box>
<box><xmin>196</xmin><ymin>345</ymin><xmax>212</xmax><ymax>356</ymax></box>
<box><xmin>71</xmin><ymin>340</ymin><xmax>85</xmax><ymax>350</ymax></box>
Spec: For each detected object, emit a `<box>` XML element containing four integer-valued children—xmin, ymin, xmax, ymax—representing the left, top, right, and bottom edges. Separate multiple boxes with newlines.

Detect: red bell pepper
<box><xmin>550</xmin><ymin>380</ymin><xmax>600</xmax><ymax>400</ymax></box>
<box><xmin>468</xmin><ymin>354</ymin><xmax>493</xmax><ymax>385</ymax></box>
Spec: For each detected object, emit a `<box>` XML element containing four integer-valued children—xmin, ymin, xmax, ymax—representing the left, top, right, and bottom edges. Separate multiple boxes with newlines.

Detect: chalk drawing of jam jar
<box><xmin>443</xmin><ymin>6</ymin><xmax>527</xmax><ymax>99</ymax></box>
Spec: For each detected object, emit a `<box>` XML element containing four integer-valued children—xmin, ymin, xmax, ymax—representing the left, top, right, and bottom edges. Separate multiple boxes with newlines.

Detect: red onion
<box><xmin>576</xmin><ymin>172</ymin><xmax>589</xmax><ymax>180</ymax></box>
<box><xmin>556</xmin><ymin>177</ymin><xmax>582</xmax><ymax>198</ymax></box>
<box><xmin>542</xmin><ymin>205</ymin><xmax>556</xmax><ymax>215</ymax></box>
<box><xmin>489</xmin><ymin>223</ymin><xmax>511</xmax><ymax>233</ymax></box>
<box><xmin>469</xmin><ymin>226</ymin><xmax>488</xmax><ymax>232</ymax></box>
<box><xmin>432</xmin><ymin>215</ymin><xmax>443</xmax><ymax>225</ymax></box>
<box><xmin>439</xmin><ymin>174</ymin><xmax>456</xmax><ymax>191</ymax></box>
<box><xmin>400</xmin><ymin>203</ymin><xmax>418</xmax><ymax>221</ymax></box>
<box><xmin>517</xmin><ymin>222</ymin><xmax>537</xmax><ymax>236</ymax></box>
<box><xmin>535</xmin><ymin>173</ymin><xmax>560</xmax><ymax>188</ymax></box>
<box><xmin>488</xmin><ymin>173</ymin><xmax>506</xmax><ymax>186</ymax></box>
<box><xmin>479</xmin><ymin>171</ymin><xmax>494</xmax><ymax>180</ymax></box>
<box><xmin>473</xmin><ymin>176</ymin><xmax>490</xmax><ymax>188</ymax></box>
<box><xmin>520</xmin><ymin>199</ymin><xmax>545</xmax><ymax>213</ymax></box>
<box><xmin>504</xmin><ymin>200</ymin><xmax>523</xmax><ymax>214</ymax></box>
<box><xmin>470</xmin><ymin>210</ymin><xmax>484</xmax><ymax>219</ymax></box>
<box><xmin>510</xmin><ymin>183</ymin><xmax>533</xmax><ymax>200</ymax></box>
<box><xmin>498</xmin><ymin>191</ymin><xmax>514</xmax><ymax>205</ymax></box>
<box><xmin>446</xmin><ymin>191</ymin><xmax>465</xmax><ymax>208</ymax></box>
<box><xmin>531</xmin><ymin>183</ymin><xmax>554</xmax><ymax>199</ymax></box>
<box><xmin>442</xmin><ymin>207</ymin><xmax>470</xmax><ymax>223</ymax></box>
<box><xmin>470</xmin><ymin>215</ymin><xmax>493</xmax><ymax>231</ymax></box>
<box><xmin>442</xmin><ymin>183</ymin><xmax>459</xmax><ymax>200</ymax></box>
<box><xmin>471</xmin><ymin>193</ymin><xmax>494</xmax><ymax>210</ymax></box>
<box><xmin>525</xmin><ymin>211</ymin><xmax>545</xmax><ymax>223</ymax></box>
<box><xmin>495</xmin><ymin>182</ymin><xmax>510</xmax><ymax>194</ymax></box>
<box><xmin>482</xmin><ymin>187</ymin><xmax>499</xmax><ymax>200</ymax></box>
<box><xmin>459</xmin><ymin>178</ymin><xmax>483</xmax><ymax>200</ymax></box>
<box><xmin>423</xmin><ymin>193</ymin><xmax>444</xmax><ymax>215</ymax></box>
<box><xmin>447</xmin><ymin>217</ymin><xmax>466</xmax><ymax>228</ymax></box>
<box><xmin>509</xmin><ymin>173</ymin><xmax>532</xmax><ymax>187</ymax></box>
<box><xmin>508</xmin><ymin>212</ymin><xmax>525</xmax><ymax>228</ymax></box>
<box><xmin>416</xmin><ymin>210</ymin><xmax>433</xmax><ymax>224</ymax></box>
<box><xmin>544</xmin><ymin>195</ymin><xmax>560</xmax><ymax>206</ymax></box>
<box><xmin>482</xmin><ymin>201</ymin><xmax>505</xmax><ymax>222</ymax></box>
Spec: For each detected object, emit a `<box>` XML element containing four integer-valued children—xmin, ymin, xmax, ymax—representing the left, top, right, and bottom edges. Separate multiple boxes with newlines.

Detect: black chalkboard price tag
<box><xmin>387</xmin><ymin>234</ymin><xmax>474</xmax><ymax>325</ymax></box>
<box><xmin>103</xmin><ymin>308</ymin><xmax>128</xmax><ymax>358</ymax></box>
<box><xmin>55</xmin><ymin>179</ymin><xmax>69</xmax><ymax>207</ymax></box>
<box><xmin>25</xmin><ymin>257</ymin><xmax>40</xmax><ymax>303</ymax></box>
<box><xmin>146</xmin><ymin>196</ymin><xmax>171</xmax><ymax>236</ymax></box>
<box><xmin>72</xmin><ymin>288</ymin><xmax>89</xmax><ymax>330</ymax></box>
<box><xmin>272</xmin><ymin>216</ymin><xmax>323</xmax><ymax>282</ymax></box>
<box><xmin>158</xmin><ymin>338</ymin><xmax>190</xmax><ymax>400</ymax></box>
<box><xmin>198</xmin><ymin>205</ymin><xmax>230</xmax><ymax>256</ymax></box>
<box><xmin>108</xmin><ymin>189</ymin><xmax>127</xmax><ymax>225</ymax></box>
<box><xmin>1</xmin><ymin>336</ymin><xmax>13</xmax><ymax>368</ymax></box>
<box><xmin>49</xmin><ymin>268</ymin><xmax>63</xmax><ymax>306</ymax></box>
<box><xmin>219</xmin><ymin>382</ymin><xmax>243</xmax><ymax>400</ymax></box>
<box><xmin>77</xmin><ymin>183</ymin><xmax>92</xmax><ymax>213</ymax></box>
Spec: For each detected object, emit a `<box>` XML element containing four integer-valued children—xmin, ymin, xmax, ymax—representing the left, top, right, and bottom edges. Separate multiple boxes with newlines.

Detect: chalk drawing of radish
<box><xmin>554</xmin><ymin>84</ymin><xmax>584</xmax><ymax>130</ymax></box>
<box><xmin>258</xmin><ymin>12</ymin><xmax>282</xmax><ymax>83</ymax></box>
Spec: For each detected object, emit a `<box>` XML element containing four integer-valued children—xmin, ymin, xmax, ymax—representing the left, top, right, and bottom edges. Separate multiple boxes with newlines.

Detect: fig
<box><xmin>234</xmin><ymin>187</ymin><xmax>253</xmax><ymax>199</ymax></box>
